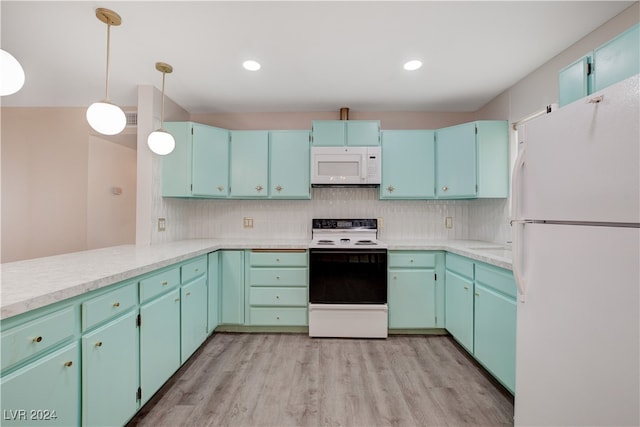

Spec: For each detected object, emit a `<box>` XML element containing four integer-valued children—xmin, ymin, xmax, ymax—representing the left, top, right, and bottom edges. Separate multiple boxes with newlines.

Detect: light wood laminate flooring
<box><xmin>128</xmin><ymin>333</ymin><xmax>514</xmax><ymax>426</ymax></box>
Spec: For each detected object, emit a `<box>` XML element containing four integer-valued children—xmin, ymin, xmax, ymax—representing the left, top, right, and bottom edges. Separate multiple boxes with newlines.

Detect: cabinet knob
<box><xmin>475</xmin><ymin>292</ymin><xmax>480</xmax><ymax>297</ymax></box>
<box><xmin>410</xmin><ymin>259</ymin><xmax>414</xmax><ymax>263</ymax></box>
<box><xmin>33</xmin><ymin>336</ymin><xmax>43</xmax><ymax>343</ymax></box>
<box><xmin>175</xmin><ymin>298</ymin><xmax>180</xmax><ymax>302</ymax></box>
<box><xmin>195</xmin><ymin>268</ymin><xmax>199</xmax><ymax>272</ymax></box>
<box><xmin>276</xmin><ymin>295</ymin><xmax>280</xmax><ymax>299</ymax></box>
<box><xmin>64</xmin><ymin>361</ymin><xmax>73</xmax><ymax>367</ymax></box>
<box><xmin>113</xmin><ymin>302</ymin><xmax>120</xmax><ymax>307</ymax></box>
<box><xmin>276</xmin><ymin>275</ymin><xmax>280</xmax><ymax>280</ymax></box>
<box><xmin>161</xmin><ymin>281</ymin><xmax>168</xmax><ymax>286</ymax></box>
<box><xmin>387</xmin><ymin>185</ymin><xmax>395</xmax><ymax>193</ymax></box>
<box><xmin>393</xmin><ymin>275</ymin><xmax>397</xmax><ymax>280</ymax></box>
<box><xmin>276</xmin><ymin>316</ymin><xmax>280</xmax><ymax>320</ymax></box>
<box><xmin>217</xmin><ymin>186</ymin><xmax>224</xmax><ymax>192</ymax></box>
<box><xmin>186</xmin><ymin>292</ymin><xmax>192</xmax><ymax>296</ymax></box>
<box><xmin>95</xmin><ymin>341</ymin><xmax>103</xmax><ymax>347</ymax></box>
<box><xmin>464</xmin><ymin>286</ymin><xmax>469</xmax><ymax>290</ymax></box>
<box><xmin>255</xmin><ymin>185</ymin><xmax>263</xmax><ymax>192</ymax></box>
<box><xmin>276</xmin><ymin>258</ymin><xmax>280</xmax><ymax>262</ymax></box>
<box><xmin>442</xmin><ymin>186</ymin><xmax>449</xmax><ymax>192</ymax></box>
<box><xmin>275</xmin><ymin>185</ymin><xmax>283</xmax><ymax>192</ymax></box>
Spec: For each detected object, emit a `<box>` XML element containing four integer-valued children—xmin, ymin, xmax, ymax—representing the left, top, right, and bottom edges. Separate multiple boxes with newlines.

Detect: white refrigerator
<box><xmin>512</xmin><ymin>74</ymin><xmax>639</xmax><ymax>426</ymax></box>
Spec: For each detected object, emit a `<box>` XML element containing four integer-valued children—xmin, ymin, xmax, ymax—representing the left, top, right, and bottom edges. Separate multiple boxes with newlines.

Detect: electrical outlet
<box><xmin>158</xmin><ymin>218</ymin><xmax>166</xmax><ymax>231</ymax></box>
<box><xmin>243</xmin><ymin>217</ymin><xmax>254</xmax><ymax>228</ymax></box>
<box><xmin>445</xmin><ymin>217</ymin><xmax>453</xmax><ymax>229</ymax></box>
<box><xmin>377</xmin><ymin>217</ymin><xmax>384</xmax><ymax>229</ymax></box>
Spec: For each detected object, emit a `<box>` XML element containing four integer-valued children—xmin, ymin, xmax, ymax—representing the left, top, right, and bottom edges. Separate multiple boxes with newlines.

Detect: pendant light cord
<box><xmin>104</xmin><ymin>22</ymin><xmax>111</xmax><ymax>101</ymax></box>
<box><xmin>160</xmin><ymin>71</ymin><xmax>166</xmax><ymax>129</ymax></box>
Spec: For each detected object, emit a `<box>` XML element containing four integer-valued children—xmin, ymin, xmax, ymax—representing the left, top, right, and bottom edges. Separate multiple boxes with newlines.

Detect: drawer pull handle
<box><xmin>113</xmin><ymin>302</ymin><xmax>120</xmax><ymax>307</ymax></box>
<box><xmin>442</xmin><ymin>186</ymin><xmax>449</xmax><ymax>192</ymax></box>
<box><xmin>33</xmin><ymin>336</ymin><xmax>43</xmax><ymax>343</ymax></box>
<box><xmin>162</xmin><ymin>281</ymin><xmax>168</xmax><ymax>286</ymax></box>
<box><xmin>95</xmin><ymin>341</ymin><xmax>103</xmax><ymax>347</ymax></box>
<box><xmin>64</xmin><ymin>361</ymin><xmax>73</xmax><ymax>367</ymax></box>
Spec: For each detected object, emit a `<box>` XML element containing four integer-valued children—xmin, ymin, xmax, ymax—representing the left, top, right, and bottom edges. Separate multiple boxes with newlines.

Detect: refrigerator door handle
<box><xmin>511</xmin><ymin>145</ymin><xmax>527</xmax><ymax>302</ymax></box>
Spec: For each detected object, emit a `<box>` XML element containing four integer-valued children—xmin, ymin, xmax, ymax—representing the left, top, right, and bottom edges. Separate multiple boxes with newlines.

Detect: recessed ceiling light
<box><xmin>403</xmin><ymin>60</ymin><xmax>423</xmax><ymax>71</ymax></box>
<box><xmin>243</xmin><ymin>60</ymin><xmax>261</xmax><ymax>71</ymax></box>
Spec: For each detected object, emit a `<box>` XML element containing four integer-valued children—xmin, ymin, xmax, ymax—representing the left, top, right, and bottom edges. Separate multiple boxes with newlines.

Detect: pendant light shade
<box><xmin>0</xmin><ymin>48</ymin><xmax>26</xmax><ymax>96</ymax></box>
<box><xmin>87</xmin><ymin>8</ymin><xmax>126</xmax><ymax>136</ymax></box>
<box><xmin>147</xmin><ymin>62</ymin><xmax>176</xmax><ymax>155</ymax></box>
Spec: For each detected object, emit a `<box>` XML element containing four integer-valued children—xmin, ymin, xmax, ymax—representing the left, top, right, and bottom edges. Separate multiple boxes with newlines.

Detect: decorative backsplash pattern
<box><xmin>150</xmin><ymin>161</ymin><xmax>511</xmax><ymax>245</ymax></box>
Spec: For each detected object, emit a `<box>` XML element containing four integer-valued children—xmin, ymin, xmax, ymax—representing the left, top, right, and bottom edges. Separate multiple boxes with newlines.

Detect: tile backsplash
<box><xmin>151</xmin><ymin>181</ymin><xmax>511</xmax><ymax>245</ymax></box>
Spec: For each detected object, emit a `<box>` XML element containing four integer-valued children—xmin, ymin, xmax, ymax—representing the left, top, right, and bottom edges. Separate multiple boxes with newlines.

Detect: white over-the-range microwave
<box><xmin>310</xmin><ymin>146</ymin><xmax>381</xmax><ymax>186</ymax></box>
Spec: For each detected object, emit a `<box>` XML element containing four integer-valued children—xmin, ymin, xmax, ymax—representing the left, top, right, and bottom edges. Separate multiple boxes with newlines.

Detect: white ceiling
<box><xmin>1</xmin><ymin>1</ymin><xmax>635</xmax><ymax>113</ymax></box>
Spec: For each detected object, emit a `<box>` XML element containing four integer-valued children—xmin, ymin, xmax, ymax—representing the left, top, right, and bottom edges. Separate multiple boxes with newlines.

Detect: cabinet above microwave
<box><xmin>311</xmin><ymin>120</ymin><xmax>380</xmax><ymax>147</ymax></box>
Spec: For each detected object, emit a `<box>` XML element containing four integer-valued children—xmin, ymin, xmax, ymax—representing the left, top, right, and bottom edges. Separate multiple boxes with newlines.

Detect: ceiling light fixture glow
<box><xmin>147</xmin><ymin>62</ymin><xmax>176</xmax><ymax>155</ymax></box>
<box><xmin>0</xmin><ymin>49</ymin><xmax>26</xmax><ymax>96</ymax></box>
<box><xmin>86</xmin><ymin>8</ymin><xmax>126</xmax><ymax>136</ymax></box>
<box><xmin>403</xmin><ymin>60</ymin><xmax>423</xmax><ymax>71</ymax></box>
<box><xmin>243</xmin><ymin>60</ymin><xmax>261</xmax><ymax>71</ymax></box>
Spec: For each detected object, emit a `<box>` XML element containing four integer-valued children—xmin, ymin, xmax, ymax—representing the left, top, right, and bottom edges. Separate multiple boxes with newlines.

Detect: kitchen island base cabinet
<box><xmin>0</xmin><ymin>343</ymin><xmax>79</xmax><ymax>427</ymax></box>
<box><xmin>82</xmin><ymin>310</ymin><xmax>139</xmax><ymax>427</ymax></box>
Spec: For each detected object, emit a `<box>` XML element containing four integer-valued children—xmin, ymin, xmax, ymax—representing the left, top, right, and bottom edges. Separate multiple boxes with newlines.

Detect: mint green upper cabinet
<box><xmin>381</xmin><ymin>130</ymin><xmax>435</xmax><ymax>199</ymax></box>
<box><xmin>436</xmin><ymin>122</ymin><xmax>477</xmax><ymax>198</ymax></box>
<box><xmin>476</xmin><ymin>121</ymin><xmax>509</xmax><ymax>198</ymax></box>
<box><xmin>230</xmin><ymin>130</ymin><xmax>269</xmax><ymax>198</ymax></box>
<box><xmin>311</xmin><ymin>120</ymin><xmax>380</xmax><ymax>146</ymax></box>
<box><xmin>594</xmin><ymin>23</ymin><xmax>639</xmax><ymax>92</ymax></box>
<box><xmin>1</xmin><ymin>343</ymin><xmax>79</xmax><ymax>427</ymax></box>
<box><xmin>269</xmin><ymin>131</ymin><xmax>311</xmax><ymax>199</ymax></box>
<box><xmin>163</xmin><ymin>122</ymin><xmax>230</xmax><ymax>198</ymax></box>
<box><xmin>82</xmin><ymin>310</ymin><xmax>139</xmax><ymax>426</ymax></box>
<box><xmin>559</xmin><ymin>55</ymin><xmax>592</xmax><ymax>107</ymax></box>
<box><xmin>220</xmin><ymin>250</ymin><xmax>245</xmax><ymax>325</ymax></box>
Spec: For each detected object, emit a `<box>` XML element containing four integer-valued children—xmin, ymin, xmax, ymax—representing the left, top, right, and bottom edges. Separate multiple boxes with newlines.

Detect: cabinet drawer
<box><xmin>446</xmin><ymin>253</ymin><xmax>474</xmax><ymax>279</ymax></box>
<box><xmin>250</xmin><ymin>268</ymin><xmax>308</xmax><ymax>286</ymax></box>
<box><xmin>249</xmin><ymin>307</ymin><xmax>308</xmax><ymax>326</ymax></box>
<box><xmin>475</xmin><ymin>264</ymin><xmax>517</xmax><ymax>299</ymax></box>
<box><xmin>139</xmin><ymin>267</ymin><xmax>180</xmax><ymax>303</ymax></box>
<box><xmin>250</xmin><ymin>251</ymin><xmax>308</xmax><ymax>267</ymax></box>
<box><xmin>1</xmin><ymin>307</ymin><xmax>75</xmax><ymax>371</ymax></box>
<box><xmin>82</xmin><ymin>282</ymin><xmax>137</xmax><ymax>331</ymax></box>
<box><xmin>249</xmin><ymin>287</ymin><xmax>308</xmax><ymax>307</ymax></box>
<box><xmin>388</xmin><ymin>251</ymin><xmax>437</xmax><ymax>268</ymax></box>
<box><xmin>181</xmin><ymin>256</ymin><xmax>207</xmax><ymax>283</ymax></box>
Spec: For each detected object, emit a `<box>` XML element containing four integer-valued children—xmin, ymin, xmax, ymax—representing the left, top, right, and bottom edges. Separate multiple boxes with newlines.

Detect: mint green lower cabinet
<box><xmin>181</xmin><ymin>277</ymin><xmax>208</xmax><ymax>362</ymax></box>
<box><xmin>82</xmin><ymin>310</ymin><xmax>139</xmax><ymax>426</ymax></box>
<box><xmin>139</xmin><ymin>289</ymin><xmax>180</xmax><ymax>405</ymax></box>
<box><xmin>474</xmin><ymin>283</ymin><xmax>516</xmax><ymax>393</ymax></box>
<box><xmin>220</xmin><ymin>251</ymin><xmax>245</xmax><ymax>325</ymax></box>
<box><xmin>388</xmin><ymin>270</ymin><xmax>436</xmax><ymax>328</ymax></box>
<box><xmin>208</xmin><ymin>252</ymin><xmax>220</xmax><ymax>333</ymax></box>
<box><xmin>444</xmin><ymin>270</ymin><xmax>474</xmax><ymax>352</ymax></box>
<box><xmin>0</xmin><ymin>343</ymin><xmax>79</xmax><ymax>426</ymax></box>
<box><xmin>381</xmin><ymin>130</ymin><xmax>435</xmax><ymax>199</ymax></box>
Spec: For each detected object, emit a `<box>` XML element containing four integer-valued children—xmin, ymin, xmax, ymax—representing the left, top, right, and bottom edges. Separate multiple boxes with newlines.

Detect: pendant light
<box><xmin>147</xmin><ymin>62</ymin><xmax>175</xmax><ymax>155</ymax></box>
<box><xmin>86</xmin><ymin>8</ymin><xmax>126</xmax><ymax>136</ymax></box>
<box><xmin>0</xmin><ymin>48</ymin><xmax>26</xmax><ymax>96</ymax></box>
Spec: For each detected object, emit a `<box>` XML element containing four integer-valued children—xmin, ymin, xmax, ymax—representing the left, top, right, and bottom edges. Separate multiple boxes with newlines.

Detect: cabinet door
<box><xmin>192</xmin><ymin>124</ymin><xmax>229</xmax><ymax>197</ymax></box>
<box><xmin>346</xmin><ymin>121</ymin><xmax>380</xmax><ymax>146</ymax></box>
<box><xmin>474</xmin><ymin>284</ymin><xmax>516</xmax><ymax>393</ymax></box>
<box><xmin>388</xmin><ymin>269</ymin><xmax>436</xmax><ymax>328</ymax></box>
<box><xmin>220</xmin><ymin>251</ymin><xmax>245</xmax><ymax>325</ymax></box>
<box><xmin>381</xmin><ymin>130</ymin><xmax>435</xmax><ymax>199</ymax></box>
<box><xmin>1</xmin><ymin>343</ymin><xmax>79</xmax><ymax>427</ymax></box>
<box><xmin>230</xmin><ymin>131</ymin><xmax>269</xmax><ymax>197</ymax></box>
<box><xmin>559</xmin><ymin>55</ymin><xmax>592</xmax><ymax>107</ymax></box>
<box><xmin>140</xmin><ymin>289</ymin><xmax>180</xmax><ymax>405</ymax></box>
<box><xmin>476</xmin><ymin>121</ymin><xmax>509</xmax><ymax>198</ymax></box>
<box><xmin>594</xmin><ymin>23</ymin><xmax>639</xmax><ymax>93</ymax></box>
<box><xmin>436</xmin><ymin>123</ymin><xmax>477</xmax><ymax>198</ymax></box>
<box><xmin>162</xmin><ymin>122</ymin><xmax>192</xmax><ymax>197</ymax></box>
<box><xmin>208</xmin><ymin>252</ymin><xmax>220</xmax><ymax>333</ymax></box>
<box><xmin>82</xmin><ymin>311</ymin><xmax>139</xmax><ymax>426</ymax></box>
<box><xmin>270</xmin><ymin>131</ymin><xmax>310</xmax><ymax>199</ymax></box>
<box><xmin>311</xmin><ymin>121</ymin><xmax>345</xmax><ymax>146</ymax></box>
<box><xmin>181</xmin><ymin>277</ymin><xmax>209</xmax><ymax>362</ymax></box>
<box><xmin>444</xmin><ymin>271</ymin><xmax>474</xmax><ymax>352</ymax></box>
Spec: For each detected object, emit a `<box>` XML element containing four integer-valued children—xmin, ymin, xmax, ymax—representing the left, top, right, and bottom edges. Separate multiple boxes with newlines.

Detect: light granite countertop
<box><xmin>1</xmin><ymin>238</ymin><xmax>511</xmax><ymax>321</ymax></box>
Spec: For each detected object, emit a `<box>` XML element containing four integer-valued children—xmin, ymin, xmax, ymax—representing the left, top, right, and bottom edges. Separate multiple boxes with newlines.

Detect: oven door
<box><xmin>309</xmin><ymin>248</ymin><xmax>387</xmax><ymax>304</ymax></box>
